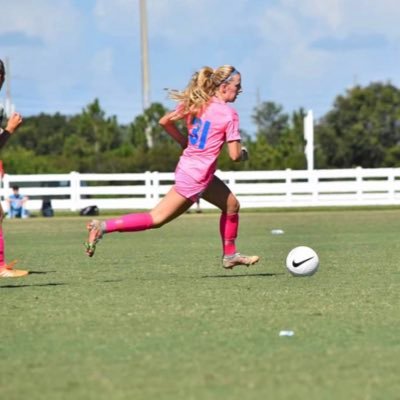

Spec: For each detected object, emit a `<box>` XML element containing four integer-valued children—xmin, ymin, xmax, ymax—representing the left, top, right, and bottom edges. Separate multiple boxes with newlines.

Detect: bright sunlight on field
<box><xmin>1</xmin><ymin>210</ymin><xmax>399</xmax><ymax>400</ymax></box>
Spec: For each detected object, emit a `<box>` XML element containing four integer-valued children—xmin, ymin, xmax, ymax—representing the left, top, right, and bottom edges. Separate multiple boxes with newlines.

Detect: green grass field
<box><xmin>1</xmin><ymin>209</ymin><xmax>399</xmax><ymax>400</ymax></box>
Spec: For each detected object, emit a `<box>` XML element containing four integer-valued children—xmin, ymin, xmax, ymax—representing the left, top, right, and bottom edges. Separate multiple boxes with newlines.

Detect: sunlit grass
<box><xmin>1</xmin><ymin>210</ymin><xmax>399</xmax><ymax>400</ymax></box>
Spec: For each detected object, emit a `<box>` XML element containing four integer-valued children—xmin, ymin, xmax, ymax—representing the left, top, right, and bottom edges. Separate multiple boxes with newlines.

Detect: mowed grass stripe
<box><xmin>1</xmin><ymin>210</ymin><xmax>399</xmax><ymax>400</ymax></box>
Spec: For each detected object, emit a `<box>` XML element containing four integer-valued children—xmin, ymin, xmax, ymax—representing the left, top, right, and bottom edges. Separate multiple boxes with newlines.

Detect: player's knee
<box><xmin>151</xmin><ymin>220</ymin><xmax>164</xmax><ymax>229</ymax></box>
<box><xmin>227</xmin><ymin>197</ymin><xmax>240</xmax><ymax>214</ymax></box>
<box><xmin>149</xmin><ymin>213</ymin><xmax>166</xmax><ymax>229</ymax></box>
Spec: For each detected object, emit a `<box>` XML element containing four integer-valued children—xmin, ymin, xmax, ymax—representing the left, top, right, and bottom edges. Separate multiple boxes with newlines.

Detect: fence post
<box><xmin>69</xmin><ymin>171</ymin><xmax>80</xmax><ymax>211</ymax></box>
<box><xmin>356</xmin><ymin>166</ymin><xmax>363</xmax><ymax>202</ymax></box>
<box><xmin>3</xmin><ymin>168</ymin><xmax>400</xmax><ymax>210</ymax></box>
<box><xmin>388</xmin><ymin>168</ymin><xmax>395</xmax><ymax>202</ymax></box>
<box><xmin>285</xmin><ymin>168</ymin><xmax>292</xmax><ymax>205</ymax></box>
<box><xmin>152</xmin><ymin>171</ymin><xmax>160</xmax><ymax>206</ymax></box>
<box><xmin>1</xmin><ymin>173</ymin><xmax>10</xmax><ymax>202</ymax></box>
<box><xmin>227</xmin><ymin>171</ymin><xmax>235</xmax><ymax>192</ymax></box>
<box><xmin>309</xmin><ymin>170</ymin><xmax>318</xmax><ymax>204</ymax></box>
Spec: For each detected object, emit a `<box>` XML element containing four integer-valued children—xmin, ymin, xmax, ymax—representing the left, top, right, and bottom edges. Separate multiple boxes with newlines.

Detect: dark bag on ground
<box><xmin>80</xmin><ymin>205</ymin><xmax>99</xmax><ymax>216</ymax></box>
<box><xmin>41</xmin><ymin>199</ymin><xmax>54</xmax><ymax>217</ymax></box>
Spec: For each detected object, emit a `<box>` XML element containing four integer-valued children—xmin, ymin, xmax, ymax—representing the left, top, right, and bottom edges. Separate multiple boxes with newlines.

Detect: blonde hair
<box><xmin>168</xmin><ymin>65</ymin><xmax>238</xmax><ymax>116</ymax></box>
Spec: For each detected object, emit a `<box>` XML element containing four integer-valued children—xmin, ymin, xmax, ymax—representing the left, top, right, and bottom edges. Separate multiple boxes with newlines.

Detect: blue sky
<box><xmin>1</xmin><ymin>0</ymin><xmax>400</xmax><ymax>135</ymax></box>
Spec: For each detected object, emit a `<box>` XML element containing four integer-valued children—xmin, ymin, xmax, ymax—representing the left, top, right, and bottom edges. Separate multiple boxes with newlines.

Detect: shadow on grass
<box><xmin>202</xmin><ymin>272</ymin><xmax>285</xmax><ymax>278</ymax></box>
<box><xmin>0</xmin><ymin>282</ymin><xmax>66</xmax><ymax>289</ymax></box>
<box><xmin>28</xmin><ymin>270</ymin><xmax>57</xmax><ymax>274</ymax></box>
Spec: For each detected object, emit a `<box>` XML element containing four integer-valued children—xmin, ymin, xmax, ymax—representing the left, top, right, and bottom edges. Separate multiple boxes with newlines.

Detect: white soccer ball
<box><xmin>286</xmin><ymin>246</ymin><xmax>319</xmax><ymax>277</ymax></box>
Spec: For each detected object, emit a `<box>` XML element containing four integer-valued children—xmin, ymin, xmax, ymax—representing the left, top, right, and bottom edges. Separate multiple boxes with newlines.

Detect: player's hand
<box><xmin>241</xmin><ymin>146</ymin><xmax>249</xmax><ymax>161</ymax></box>
<box><xmin>5</xmin><ymin>112</ymin><xmax>23</xmax><ymax>134</ymax></box>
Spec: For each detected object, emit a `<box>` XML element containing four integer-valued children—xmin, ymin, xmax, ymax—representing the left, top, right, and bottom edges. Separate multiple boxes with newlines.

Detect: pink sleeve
<box><xmin>174</xmin><ymin>102</ymin><xmax>192</xmax><ymax>125</ymax></box>
<box><xmin>175</xmin><ymin>102</ymin><xmax>184</xmax><ymax>113</ymax></box>
<box><xmin>226</xmin><ymin>109</ymin><xmax>241</xmax><ymax>142</ymax></box>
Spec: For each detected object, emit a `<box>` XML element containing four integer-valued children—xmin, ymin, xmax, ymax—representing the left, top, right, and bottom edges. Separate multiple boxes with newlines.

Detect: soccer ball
<box><xmin>285</xmin><ymin>246</ymin><xmax>319</xmax><ymax>277</ymax></box>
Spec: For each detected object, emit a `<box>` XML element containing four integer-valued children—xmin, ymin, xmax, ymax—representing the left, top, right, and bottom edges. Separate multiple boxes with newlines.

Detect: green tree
<box><xmin>251</xmin><ymin>102</ymin><xmax>306</xmax><ymax>169</ymax></box>
<box><xmin>1</xmin><ymin>147</ymin><xmax>59</xmax><ymax>174</ymax></box>
<box><xmin>276</xmin><ymin>109</ymin><xmax>307</xmax><ymax>169</ymax></box>
<box><xmin>315</xmin><ymin>82</ymin><xmax>400</xmax><ymax>168</ymax></box>
<box><xmin>128</xmin><ymin>102</ymin><xmax>186</xmax><ymax>171</ymax></box>
<box><xmin>6</xmin><ymin>112</ymin><xmax>73</xmax><ymax>156</ymax></box>
<box><xmin>69</xmin><ymin>99</ymin><xmax>123</xmax><ymax>172</ymax></box>
<box><xmin>78</xmin><ymin>99</ymin><xmax>122</xmax><ymax>152</ymax></box>
<box><xmin>129</xmin><ymin>103</ymin><xmax>171</xmax><ymax>148</ymax></box>
<box><xmin>252</xmin><ymin>102</ymin><xmax>289</xmax><ymax>146</ymax></box>
<box><xmin>246</xmin><ymin>135</ymin><xmax>278</xmax><ymax>170</ymax></box>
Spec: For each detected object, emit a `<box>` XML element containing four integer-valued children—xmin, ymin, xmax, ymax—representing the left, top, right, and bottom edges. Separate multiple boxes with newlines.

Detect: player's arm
<box><xmin>0</xmin><ymin>112</ymin><xmax>23</xmax><ymax>148</ymax></box>
<box><xmin>226</xmin><ymin>110</ymin><xmax>248</xmax><ymax>162</ymax></box>
<box><xmin>159</xmin><ymin>110</ymin><xmax>188</xmax><ymax>149</ymax></box>
<box><xmin>0</xmin><ymin>129</ymin><xmax>11</xmax><ymax>149</ymax></box>
<box><xmin>227</xmin><ymin>140</ymin><xmax>248</xmax><ymax>162</ymax></box>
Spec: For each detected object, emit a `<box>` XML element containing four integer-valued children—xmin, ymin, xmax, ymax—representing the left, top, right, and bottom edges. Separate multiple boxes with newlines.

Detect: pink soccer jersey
<box><xmin>176</xmin><ymin>97</ymin><xmax>241</xmax><ymax>184</ymax></box>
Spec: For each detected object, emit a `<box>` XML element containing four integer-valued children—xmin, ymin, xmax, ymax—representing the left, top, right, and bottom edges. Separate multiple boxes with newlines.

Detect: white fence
<box><xmin>2</xmin><ymin>167</ymin><xmax>400</xmax><ymax>212</ymax></box>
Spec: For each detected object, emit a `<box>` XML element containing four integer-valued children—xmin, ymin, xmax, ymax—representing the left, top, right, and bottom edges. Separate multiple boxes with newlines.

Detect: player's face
<box><xmin>223</xmin><ymin>74</ymin><xmax>242</xmax><ymax>103</ymax></box>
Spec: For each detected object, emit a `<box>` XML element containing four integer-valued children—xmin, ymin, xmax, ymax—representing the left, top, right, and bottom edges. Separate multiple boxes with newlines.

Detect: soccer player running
<box><xmin>0</xmin><ymin>59</ymin><xmax>28</xmax><ymax>278</ymax></box>
<box><xmin>85</xmin><ymin>65</ymin><xmax>259</xmax><ymax>269</ymax></box>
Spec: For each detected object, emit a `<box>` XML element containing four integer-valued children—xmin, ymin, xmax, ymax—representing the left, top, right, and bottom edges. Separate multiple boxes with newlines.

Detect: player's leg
<box><xmin>202</xmin><ymin>176</ymin><xmax>259</xmax><ymax>269</ymax></box>
<box><xmin>149</xmin><ymin>186</ymin><xmax>194</xmax><ymax>227</ymax></box>
<box><xmin>85</xmin><ymin>187</ymin><xmax>193</xmax><ymax>257</ymax></box>
<box><xmin>195</xmin><ymin>199</ymin><xmax>202</xmax><ymax>213</ymax></box>
<box><xmin>0</xmin><ymin>203</ymin><xmax>28</xmax><ymax>278</ymax></box>
<box><xmin>9</xmin><ymin>206</ymin><xmax>21</xmax><ymax>218</ymax></box>
<box><xmin>21</xmin><ymin>207</ymin><xmax>29</xmax><ymax>219</ymax></box>
<box><xmin>8</xmin><ymin>206</ymin><xmax>15</xmax><ymax>218</ymax></box>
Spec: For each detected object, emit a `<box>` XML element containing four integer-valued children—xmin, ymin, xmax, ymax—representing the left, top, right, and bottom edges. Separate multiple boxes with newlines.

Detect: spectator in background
<box><xmin>0</xmin><ymin>59</ymin><xmax>28</xmax><ymax>278</ymax></box>
<box><xmin>6</xmin><ymin>186</ymin><xmax>29</xmax><ymax>219</ymax></box>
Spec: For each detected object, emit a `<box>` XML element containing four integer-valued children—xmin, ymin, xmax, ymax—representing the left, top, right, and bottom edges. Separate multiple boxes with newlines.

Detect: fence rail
<box><xmin>2</xmin><ymin>167</ymin><xmax>400</xmax><ymax>213</ymax></box>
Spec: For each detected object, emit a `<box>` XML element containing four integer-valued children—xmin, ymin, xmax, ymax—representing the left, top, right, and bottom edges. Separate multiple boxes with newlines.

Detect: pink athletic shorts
<box><xmin>174</xmin><ymin>168</ymin><xmax>213</xmax><ymax>202</ymax></box>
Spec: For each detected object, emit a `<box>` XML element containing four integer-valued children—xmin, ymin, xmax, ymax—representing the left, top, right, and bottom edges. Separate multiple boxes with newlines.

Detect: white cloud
<box><xmin>287</xmin><ymin>0</ymin><xmax>343</xmax><ymax>31</ymax></box>
<box><xmin>93</xmin><ymin>0</ymin><xmax>254</xmax><ymax>44</ymax></box>
<box><xmin>235</xmin><ymin>0</ymin><xmax>400</xmax><ymax>119</ymax></box>
<box><xmin>2</xmin><ymin>0</ymin><xmax>400</xmax><ymax>126</ymax></box>
<box><xmin>0</xmin><ymin>0</ymin><xmax>82</xmax><ymax>44</ymax></box>
<box><xmin>252</xmin><ymin>0</ymin><xmax>400</xmax><ymax>79</ymax></box>
<box><xmin>94</xmin><ymin>0</ymin><xmax>138</xmax><ymax>37</ymax></box>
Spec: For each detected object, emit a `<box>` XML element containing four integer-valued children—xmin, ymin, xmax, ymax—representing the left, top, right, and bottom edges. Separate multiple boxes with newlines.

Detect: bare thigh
<box><xmin>202</xmin><ymin>176</ymin><xmax>240</xmax><ymax>213</ymax></box>
<box><xmin>150</xmin><ymin>186</ymin><xmax>194</xmax><ymax>228</ymax></box>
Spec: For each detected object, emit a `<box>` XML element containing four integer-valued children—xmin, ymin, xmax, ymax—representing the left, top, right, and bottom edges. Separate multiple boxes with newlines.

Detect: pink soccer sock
<box><xmin>0</xmin><ymin>228</ymin><xmax>5</xmax><ymax>266</ymax></box>
<box><xmin>104</xmin><ymin>213</ymin><xmax>154</xmax><ymax>233</ymax></box>
<box><xmin>219</xmin><ymin>213</ymin><xmax>239</xmax><ymax>256</ymax></box>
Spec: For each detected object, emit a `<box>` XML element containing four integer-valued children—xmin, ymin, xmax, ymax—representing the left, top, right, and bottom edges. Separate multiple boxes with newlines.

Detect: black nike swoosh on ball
<box><xmin>292</xmin><ymin>256</ymin><xmax>314</xmax><ymax>268</ymax></box>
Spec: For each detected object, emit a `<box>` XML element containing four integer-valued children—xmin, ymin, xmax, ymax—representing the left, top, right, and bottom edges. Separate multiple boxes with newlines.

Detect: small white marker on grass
<box><xmin>279</xmin><ymin>330</ymin><xmax>294</xmax><ymax>337</ymax></box>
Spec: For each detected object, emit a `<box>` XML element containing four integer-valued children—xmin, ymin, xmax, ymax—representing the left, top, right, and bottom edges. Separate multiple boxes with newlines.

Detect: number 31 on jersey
<box><xmin>189</xmin><ymin>117</ymin><xmax>210</xmax><ymax>150</ymax></box>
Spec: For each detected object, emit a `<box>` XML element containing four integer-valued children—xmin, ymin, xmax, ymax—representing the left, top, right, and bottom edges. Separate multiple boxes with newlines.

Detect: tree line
<box><xmin>2</xmin><ymin>81</ymin><xmax>400</xmax><ymax>174</ymax></box>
